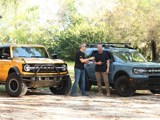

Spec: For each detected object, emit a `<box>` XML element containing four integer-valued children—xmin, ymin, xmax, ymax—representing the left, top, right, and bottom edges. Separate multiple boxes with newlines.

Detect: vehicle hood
<box><xmin>120</xmin><ymin>62</ymin><xmax>160</xmax><ymax>68</ymax></box>
<box><xmin>13</xmin><ymin>58</ymin><xmax>65</xmax><ymax>64</ymax></box>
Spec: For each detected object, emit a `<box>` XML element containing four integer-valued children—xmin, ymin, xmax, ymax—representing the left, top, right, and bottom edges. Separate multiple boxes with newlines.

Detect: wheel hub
<box><xmin>9</xmin><ymin>79</ymin><xmax>19</xmax><ymax>92</ymax></box>
<box><xmin>120</xmin><ymin>82</ymin><xmax>128</xmax><ymax>92</ymax></box>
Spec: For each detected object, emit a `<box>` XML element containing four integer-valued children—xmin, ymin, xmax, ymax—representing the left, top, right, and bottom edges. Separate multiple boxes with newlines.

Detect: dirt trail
<box><xmin>0</xmin><ymin>87</ymin><xmax>160</xmax><ymax>120</ymax></box>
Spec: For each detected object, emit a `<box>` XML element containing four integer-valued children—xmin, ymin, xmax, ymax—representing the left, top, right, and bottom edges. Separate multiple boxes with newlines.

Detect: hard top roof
<box><xmin>86</xmin><ymin>47</ymin><xmax>137</xmax><ymax>52</ymax></box>
<box><xmin>86</xmin><ymin>43</ymin><xmax>136</xmax><ymax>51</ymax></box>
<box><xmin>85</xmin><ymin>43</ymin><xmax>138</xmax><ymax>55</ymax></box>
<box><xmin>0</xmin><ymin>44</ymin><xmax>45</xmax><ymax>48</ymax></box>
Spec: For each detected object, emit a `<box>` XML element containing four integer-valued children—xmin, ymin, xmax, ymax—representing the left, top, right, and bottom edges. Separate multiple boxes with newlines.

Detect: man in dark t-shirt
<box><xmin>94</xmin><ymin>51</ymin><xmax>109</xmax><ymax>72</ymax></box>
<box><xmin>70</xmin><ymin>43</ymin><xmax>94</xmax><ymax>96</ymax></box>
<box><xmin>94</xmin><ymin>44</ymin><xmax>110</xmax><ymax>97</ymax></box>
<box><xmin>74</xmin><ymin>50</ymin><xmax>85</xmax><ymax>70</ymax></box>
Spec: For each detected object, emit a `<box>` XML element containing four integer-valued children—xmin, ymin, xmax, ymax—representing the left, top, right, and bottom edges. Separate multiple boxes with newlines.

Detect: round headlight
<box><xmin>133</xmin><ymin>68</ymin><xmax>147</xmax><ymax>74</ymax></box>
<box><xmin>62</xmin><ymin>64</ymin><xmax>67</xmax><ymax>71</ymax></box>
<box><xmin>24</xmin><ymin>64</ymin><xmax>30</xmax><ymax>72</ymax></box>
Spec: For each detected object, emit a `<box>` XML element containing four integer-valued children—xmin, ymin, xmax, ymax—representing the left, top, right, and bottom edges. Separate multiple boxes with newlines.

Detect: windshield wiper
<box><xmin>18</xmin><ymin>56</ymin><xmax>28</xmax><ymax>58</ymax></box>
<box><xmin>31</xmin><ymin>56</ymin><xmax>42</xmax><ymax>58</ymax></box>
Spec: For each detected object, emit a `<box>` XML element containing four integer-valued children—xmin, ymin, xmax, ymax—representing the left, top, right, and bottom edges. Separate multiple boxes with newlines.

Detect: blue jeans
<box><xmin>71</xmin><ymin>68</ymin><xmax>86</xmax><ymax>95</ymax></box>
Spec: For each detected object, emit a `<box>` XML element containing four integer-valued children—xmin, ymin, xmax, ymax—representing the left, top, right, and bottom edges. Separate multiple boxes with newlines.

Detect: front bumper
<box><xmin>130</xmin><ymin>76</ymin><xmax>160</xmax><ymax>90</ymax></box>
<box><xmin>20</xmin><ymin>71</ymin><xmax>68</xmax><ymax>81</ymax></box>
<box><xmin>21</xmin><ymin>73</ymin><xmax>68</xmax><ymax>81</ymax></box>
<box><xmin>20</xmin><ymin>73</ymin><xmax>70</xmax><ymax>88</ymax></box>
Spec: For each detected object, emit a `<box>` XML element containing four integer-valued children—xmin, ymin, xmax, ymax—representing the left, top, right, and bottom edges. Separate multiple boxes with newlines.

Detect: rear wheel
<box><xmin>49</xmin><ymin>76</ymin><xmax>71</xmax><ymax>95</ymax></box>
<box><xmin>150</xmin><ymin>89</ymin><xmax>160</xmax><ymax>94</ymax></box>
<box><xmin>5</xmin><ymin>73</ymin><xmax>27</xmax><ymax>97</ymax></box>
<box><xmin>115</xmin><ymin>76</ymin><xmax>135</xmax><ymax>97</ymax></box>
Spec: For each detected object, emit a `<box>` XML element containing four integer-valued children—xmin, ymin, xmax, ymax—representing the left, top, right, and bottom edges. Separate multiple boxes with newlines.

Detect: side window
<box><xmin>91</xmin><ymin>51</ymin><xmax>113</xmax><ymax>61</ymax></box>
<box><xmin>4</xmin><ymin>47</ymin><xmax>10</xmax><ymax>59</ymax></box>
<box><xmin>91</xmin><ymin>51</ymin><xmax>98</xmax><ymax>57</ymax></box>
<box><xmin>0</xmin><ymin>47</ymin><xmax>10</xmax><ymax>59</ymax></box>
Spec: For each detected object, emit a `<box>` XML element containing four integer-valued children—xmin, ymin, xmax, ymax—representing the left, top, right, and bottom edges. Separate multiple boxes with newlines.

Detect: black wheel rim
<box><xmin>119</xmin><ymin>81</ymin><xmax>130</xmax><ymax>93</ymax></box>
<box><xmin>9</xmin><ymin>79</ymin><xmax>19</xmax><ymax>92</ymax></box>
<box><xmin>54</xmin><ymin>81</ymin><xmax>64</xmax><ymax>90</ymax></box>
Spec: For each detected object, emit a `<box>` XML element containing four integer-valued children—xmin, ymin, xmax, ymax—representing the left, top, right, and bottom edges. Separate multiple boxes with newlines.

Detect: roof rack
<box><xmin>87</xmin><ymin>43</ymin><xmax>133</xmax><ymax>49</ymax></box>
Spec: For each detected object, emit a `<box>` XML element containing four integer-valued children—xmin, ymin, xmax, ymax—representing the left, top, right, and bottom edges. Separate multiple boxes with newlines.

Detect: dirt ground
<box><xmin>1</xmin><ymin>66</ymin><xmax>160</xmax><ymax>120</ymax></box>
<box><xmin>0</xmin><ymin>86</ymin><xmax>160</xmax><ymax>120</ymax></box>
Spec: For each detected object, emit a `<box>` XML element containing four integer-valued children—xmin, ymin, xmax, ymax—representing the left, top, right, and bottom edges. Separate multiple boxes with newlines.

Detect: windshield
<box><xmin>12</xmin><ymin>47</ymin><xmax>49</xmax><ymax>58</ymax></box>
<box><xmin>112</xmin><ymin>51</ymin><xmax>147</xmax><ymax>62</ymax></box>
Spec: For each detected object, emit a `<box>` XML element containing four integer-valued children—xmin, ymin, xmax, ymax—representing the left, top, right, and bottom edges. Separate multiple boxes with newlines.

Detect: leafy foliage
<box><xmin>1</xmin><ymin>0</ymin><xmax>160</xmax><ymax>60</ymax></box>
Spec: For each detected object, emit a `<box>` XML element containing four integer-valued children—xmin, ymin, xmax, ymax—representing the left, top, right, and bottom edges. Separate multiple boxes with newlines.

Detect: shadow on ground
<box><xmin>0</xmin><ymin>84</ymin><xmax>153</xmax><ymax>97</ymax></box>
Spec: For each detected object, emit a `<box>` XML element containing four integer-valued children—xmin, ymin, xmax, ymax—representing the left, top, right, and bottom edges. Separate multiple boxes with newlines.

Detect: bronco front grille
<box><xmin>23</xmin><ymin>64</ymin><xmax>66</xmax><ymax>73</ymax></box>
<box><xmin>149</xmin><ymin>76</ymin><xmax>160</xmax><ymax>79</ymax></box>
<box><xmin>146</xmin><ymin>68</ymin><xmax>160</xmax><ymax>74</ymax></box>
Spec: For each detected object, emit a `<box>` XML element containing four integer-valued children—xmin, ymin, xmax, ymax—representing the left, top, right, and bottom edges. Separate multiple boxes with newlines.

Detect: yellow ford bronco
<box><xmin>0</xmin><ymin>44</ymin><xmax>71</xmax><ymax>97</ymax></box>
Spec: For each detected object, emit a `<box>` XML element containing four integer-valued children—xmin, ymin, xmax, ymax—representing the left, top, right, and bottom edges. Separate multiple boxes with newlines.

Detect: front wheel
<box><xmin>115</xmin><ymin>76</ymin><xmax>135</xmax><ymax>97</ymax></box>
<box><xmin>5</xmin><ymin>73</ymin><xmax>27</xmax><ymax>97</ymax></box>
<box><xmin>49</xmin><ymin>76</ymin><xmax>71</xmax><ymax>95</ymax></box>
<box><xmin>150</xmin><ymin>89</ymin><xmax>160</xmax><ymax>94</ymax></box>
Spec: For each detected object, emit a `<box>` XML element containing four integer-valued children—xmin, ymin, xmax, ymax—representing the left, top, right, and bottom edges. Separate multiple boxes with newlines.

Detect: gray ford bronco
<box><xmin>84</xmin><ymin>43</ymin><xmax>160</xmax><ymax>97</ymax></box>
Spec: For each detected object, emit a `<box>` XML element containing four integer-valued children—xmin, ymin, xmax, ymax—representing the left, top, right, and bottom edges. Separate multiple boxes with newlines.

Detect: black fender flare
<box><xmin>8</xmin><ymin>66</ymin><xmax>21</xmax><ymax>75</ymax></box>
<box><xmin>113</xmin><ymin>70</ymin><xmax>129</xmax><ymax>82</ymax></box>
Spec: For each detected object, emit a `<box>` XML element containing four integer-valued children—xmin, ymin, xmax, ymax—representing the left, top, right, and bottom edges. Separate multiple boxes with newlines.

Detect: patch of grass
<box><xmin>66</xmin><ymin>61</ymin><xmax>74</xmax><ymax>80</ymax></box>
<box><xmin>0</xmin><ymin>85</ymin><xmax>6</xmax><ymax>94</ymax></box>
<box><xmin>66</xmin><ymin>61</ymin><xmax>74</xmax><ymax>66</ymax></box>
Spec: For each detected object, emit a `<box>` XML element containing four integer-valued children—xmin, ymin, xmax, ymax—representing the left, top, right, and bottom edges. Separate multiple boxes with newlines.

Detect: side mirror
<box><xmin>51</xmin><ymin>54</ymin><xmax>57</xmax><ymax>59</ymax></box>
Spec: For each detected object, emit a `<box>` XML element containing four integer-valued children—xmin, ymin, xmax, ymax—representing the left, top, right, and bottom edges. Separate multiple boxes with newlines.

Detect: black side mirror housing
<box><xmin>52</xmin><ymin>54</ymin><xmax>57</xmax><ymax>59</ymax></box>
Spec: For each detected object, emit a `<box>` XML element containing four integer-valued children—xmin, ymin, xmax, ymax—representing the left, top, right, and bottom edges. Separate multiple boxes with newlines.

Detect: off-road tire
<box><xmin>5</xmin><ymin>73</ymin><xmax>27</xmax><ymax>97</ymax></box>
<box><xmin>150</xmin><ymin>89</ymin><xmax>160</xmax><ymax>94</ymax></box>
<box><xmin>115</xmin><ymin>76</ymin><xmax>135</xmax><ymax>97</ymax></box>
<box><xmin>49</xmin><ymin>76</ymin><xmax>71</xmax><ymax>95</ymax></box>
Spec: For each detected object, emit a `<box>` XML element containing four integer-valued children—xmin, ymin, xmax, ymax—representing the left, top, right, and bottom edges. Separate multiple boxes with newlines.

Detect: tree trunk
<box><xmin>151</xmin><ymin>40</ymin><xmax>157</xmax><ymax>62</ymax></box>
